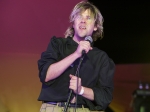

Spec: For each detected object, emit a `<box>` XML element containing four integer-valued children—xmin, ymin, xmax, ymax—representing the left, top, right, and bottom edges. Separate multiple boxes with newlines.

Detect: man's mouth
<box><xmin>79</xmin><ymin>26</ymin><xmax>86</xmax><ymax>30</ymax></box>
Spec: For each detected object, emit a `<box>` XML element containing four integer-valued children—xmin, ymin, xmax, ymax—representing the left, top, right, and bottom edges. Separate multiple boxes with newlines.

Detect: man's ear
<box><xmin>73</xmin><ymin>24</ymin><xmax>74</xmax><ymax>28</ymax></box>
<box><xmin>72</xmin><ymin>22</ymin><xmax>75</xmax><ymax>28</ymax></box>
<box><xmin>94</xmin><ymin>26</ymin><xmax>97</xmax><ymax>31</ymax></box>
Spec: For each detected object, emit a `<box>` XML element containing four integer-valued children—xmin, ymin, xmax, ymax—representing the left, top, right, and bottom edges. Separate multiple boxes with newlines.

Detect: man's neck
<box><xmin>73</xmin><ymin>36</ymin><xmax>85</xmax><ymax>44</ymax></box>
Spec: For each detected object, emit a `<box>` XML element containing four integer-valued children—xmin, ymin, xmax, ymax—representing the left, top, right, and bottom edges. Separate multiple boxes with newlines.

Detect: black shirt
<box><xmin>38</xmin><ymin>36</ymin><xmax>115</xmax><ymax>110</ymax></box>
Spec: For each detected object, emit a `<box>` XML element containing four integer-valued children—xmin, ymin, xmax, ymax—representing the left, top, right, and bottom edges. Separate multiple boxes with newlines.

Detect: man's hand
<box><xmin>75</xmin><ymin>41</ymin><xmax>93</xmax><ymax>57</ymax></box>
<box><xmin>69</xmin><ymin>74</ymin><xmax>82</xmax><ymax>94</ymax></box>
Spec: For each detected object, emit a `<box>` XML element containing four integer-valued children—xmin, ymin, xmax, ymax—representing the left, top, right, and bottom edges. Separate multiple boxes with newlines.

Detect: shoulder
<box><xmin>92</xmin><ymin>47</ymin><xmax>108</xmax><ymax>58</ymax></box>
<box><xmin>91</xmin><ymin>47</ymin><xmax>115</xmax><ymax>65</ymax></box>
<box><xmin>48</xmin><ymin>36</ymin><xmax>69</xmax><ymax>46</ymax></box>
<box><xmin>46</xmin><ymin>36</ymin><xmax>73</xmax><ymax>50</ymax></box>
<box><xmin>50</xmin><ymin>36</ymin><xmax>67</xmax><ymax>43</ymax></box>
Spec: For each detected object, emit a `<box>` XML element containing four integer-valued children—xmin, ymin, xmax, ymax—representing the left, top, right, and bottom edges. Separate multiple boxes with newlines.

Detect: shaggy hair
<box><xmin>65</xmin><ymin>1</ymin><xmax>104</xmax><ymax>41</ymax></box>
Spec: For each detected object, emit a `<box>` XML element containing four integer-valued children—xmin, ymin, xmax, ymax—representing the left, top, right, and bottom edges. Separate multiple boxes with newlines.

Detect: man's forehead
<box><xmin>79</xmin><ymin>9</ymin><xmax>94</xmax><ymax>17</ymax></box>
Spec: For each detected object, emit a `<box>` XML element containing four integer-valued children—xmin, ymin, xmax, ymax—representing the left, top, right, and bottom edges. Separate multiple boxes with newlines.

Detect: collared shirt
<box><xmin>37</xmin><ymin>36</ymin><xmax>115</xmax><ymax>110</ymax></box>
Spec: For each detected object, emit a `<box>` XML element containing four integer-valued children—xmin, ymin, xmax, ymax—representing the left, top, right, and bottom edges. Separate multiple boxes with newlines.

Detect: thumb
<box><xmin>69</xmin><ymin>74</ymin><xmax>73</xmax><ymax>78</ymax></box>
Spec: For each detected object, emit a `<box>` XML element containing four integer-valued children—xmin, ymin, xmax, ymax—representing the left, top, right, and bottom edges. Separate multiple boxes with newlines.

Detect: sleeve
<box><xmin>37</xmin><ymin>36</ymin><xmax>60</xmax><ymax>85</ymax></box>
<box><xmin>87</xmin><ymin>54</ymin><xmax>115</xmax><ymax>111</ymax></box>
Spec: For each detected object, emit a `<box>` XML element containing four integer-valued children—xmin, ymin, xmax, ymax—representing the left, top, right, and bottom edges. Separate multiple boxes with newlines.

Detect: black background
<box><xmin>89</xmin><ymin>1</ymin><xmax>150</xmax><ymax>64</ymax></box>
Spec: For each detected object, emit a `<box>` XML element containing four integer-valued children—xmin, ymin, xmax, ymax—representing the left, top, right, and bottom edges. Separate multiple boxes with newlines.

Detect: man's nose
<box><xmin>81</xmin><ymin>17</ymin><xmax>86</xmax><ymax>23</ymax></box>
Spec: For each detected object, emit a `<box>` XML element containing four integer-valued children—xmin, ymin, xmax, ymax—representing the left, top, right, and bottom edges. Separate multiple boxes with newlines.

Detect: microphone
<box><xmin>82</xmin><ymin>36</ymin><xmax>93</xmax><ymax>54</ymax></box>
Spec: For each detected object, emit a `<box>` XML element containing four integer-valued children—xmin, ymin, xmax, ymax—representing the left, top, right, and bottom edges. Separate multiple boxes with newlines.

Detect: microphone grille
<box><xmin>85</xmin><ymin>36</ymin><xmax>93</xmax><ymax>43</ymax></box>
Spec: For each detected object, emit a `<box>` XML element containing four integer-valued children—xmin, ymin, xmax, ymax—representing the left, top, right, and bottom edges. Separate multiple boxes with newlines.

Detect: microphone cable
<box><xmin>64</xmin><ymin>36</ymin><xmax>93</xmax><ymax>112</ymax></box>
<box><xmin>63</xmin><ymin>54</ymin><xmax>85</xmax><ymax>112</ymax></box>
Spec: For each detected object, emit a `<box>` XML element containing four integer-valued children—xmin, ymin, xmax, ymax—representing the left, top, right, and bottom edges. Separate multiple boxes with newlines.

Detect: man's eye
<box><xmin>77</xmin><ymin>15</ymin><xmax>82</xmax><ymax>19</ymax></box>
<box><xmin>87</xmin><ymin>17</ymin><xmax>91</xmax><ymax>19</ymax></box>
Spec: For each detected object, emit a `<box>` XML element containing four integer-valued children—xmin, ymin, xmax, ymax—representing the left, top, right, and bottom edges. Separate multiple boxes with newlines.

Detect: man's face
<box><xmin>73</xmin><ymin>9</ymin><xmax>97</xmax><ymax>39</ymax></box>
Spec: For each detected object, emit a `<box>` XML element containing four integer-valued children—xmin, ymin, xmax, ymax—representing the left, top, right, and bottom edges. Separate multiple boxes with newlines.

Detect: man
<box><xmin>38</xmin><ymin>1</ymin><xmax>115</xmax><ymax>112</ymax></box>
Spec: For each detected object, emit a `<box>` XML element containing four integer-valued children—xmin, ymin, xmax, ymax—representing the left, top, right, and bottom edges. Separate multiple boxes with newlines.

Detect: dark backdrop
<box><xmin>88</xmin><ymin>1</ymin><xmax>150</xmax><ymax>64</ymax></box>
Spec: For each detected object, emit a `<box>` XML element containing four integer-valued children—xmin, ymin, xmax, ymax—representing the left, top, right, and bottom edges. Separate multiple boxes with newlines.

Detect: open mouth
<box><xmin>79</xmin><ymin>26</ymin><xmax>86</xmax><ymax>30</ymax></box>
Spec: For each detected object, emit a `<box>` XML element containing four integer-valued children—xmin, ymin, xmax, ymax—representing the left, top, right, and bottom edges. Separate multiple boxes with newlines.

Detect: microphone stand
<box><xmin>63</xmin><ymin>54</ymin><xmax>85</xmax><ymax>112</ymax></box>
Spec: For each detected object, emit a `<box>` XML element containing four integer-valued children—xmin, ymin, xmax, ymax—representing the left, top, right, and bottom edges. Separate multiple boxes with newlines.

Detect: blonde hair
<box><xmin>65</xmin><ymin>1</ymin><xmax>104</xmax><ymax>41</ymax></box>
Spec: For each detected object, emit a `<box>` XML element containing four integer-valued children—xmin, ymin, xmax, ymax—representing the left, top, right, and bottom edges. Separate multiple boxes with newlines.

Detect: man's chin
<box><xmin>78</xmin><ymin>34</ymin><xmax>87</xmax><ymax>38</ymax></box>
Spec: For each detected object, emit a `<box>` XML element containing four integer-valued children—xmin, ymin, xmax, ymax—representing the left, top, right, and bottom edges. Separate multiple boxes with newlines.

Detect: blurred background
<box><xmin>0</xmin><ymin>0</ymin><xmax>150</xmax><ymax>112</ymax></box>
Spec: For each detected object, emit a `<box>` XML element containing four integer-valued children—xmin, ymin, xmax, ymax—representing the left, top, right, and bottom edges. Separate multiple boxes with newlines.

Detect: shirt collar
<box><xmin>66</xmin><ymin>36</ymin><xmax>94</xmax><ymax>47</ymax></box>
